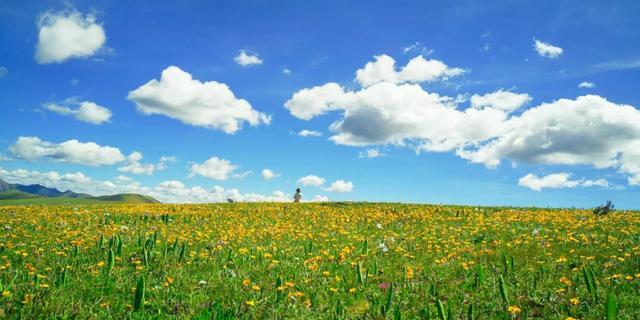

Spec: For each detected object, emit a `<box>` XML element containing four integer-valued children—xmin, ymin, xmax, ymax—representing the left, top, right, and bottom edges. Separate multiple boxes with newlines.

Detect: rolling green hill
<box><xmin>0</xmin><ymin>189</ymin><xmax>41</xmax><ymax>200</ymax></box>
<box><xmin>0</xmin><ymin>178</ymin><xmax>160</xmax><ymax>205</ymax></box>
<box><xmin>92</xmin><ymin>193</ymin><xmax>161</xmax><ymax>204</ymax></box>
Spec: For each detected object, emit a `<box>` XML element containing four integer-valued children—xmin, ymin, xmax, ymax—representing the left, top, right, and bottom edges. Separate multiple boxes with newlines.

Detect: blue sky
<box><xmin>1</xmin><ymin>1</ymin><xmax>639</xmax><ymax>208</ymax></box>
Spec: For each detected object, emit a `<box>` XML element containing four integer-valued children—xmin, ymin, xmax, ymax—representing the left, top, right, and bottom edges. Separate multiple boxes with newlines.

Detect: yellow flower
<box><xmin>565</xmin><ymin>317</ymin><xmax>577</xmax><ymax>320</ymax></box>
<box><xmin>405</xmin><ymin>266</ymin><xmax>414</xmax><ymax>279</ymax></box>
<box><xmin>349</xmin><ymin>287</ymin><xmax>357</xmax><ymax>293</ymax></box>
<box><xmin>242</xmin><ymin>279</ymin><xmax>251</xmax><ymax>286</ymax></box>
<box><xmin>2</xmin><ymin>290</ymin><xmax>10</xmax><ymax>297</ymax></box>
<box><xmin>252</xmin><ymin>285</ymin><xmax>260</xmax><ymax>291</ymax></box>
<box><xmin>245</xmin><ymin>300</ymin><xmax>255</xmax><ymax>306</ymax></box>
<box><xmin>508</xmin><ymin>305</ymin><xmax>521</xmax><ymax>314</ymax></box>
<box><xmin>569</xmin><ymin>297</ymin><xmax>580</xmax><ymax>305</ymax></box>
<box><xmin>96</xmin><ymin>261</ymin><xmax>105</xmax><ymax>267</ymax></box>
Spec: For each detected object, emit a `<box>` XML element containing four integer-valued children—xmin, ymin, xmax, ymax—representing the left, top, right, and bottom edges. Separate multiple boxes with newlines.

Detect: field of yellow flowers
<box><xmin>0</xmin><ymin>203</ymin><xmax>638</xmax><ymax>319</ymax></box>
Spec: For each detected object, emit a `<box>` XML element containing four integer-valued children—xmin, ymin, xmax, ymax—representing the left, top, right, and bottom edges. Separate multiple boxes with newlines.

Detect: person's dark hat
<box><xmin>296</xmin><ymin>188</ymin><xmax>301</xmax><ymax>192</ymax></box>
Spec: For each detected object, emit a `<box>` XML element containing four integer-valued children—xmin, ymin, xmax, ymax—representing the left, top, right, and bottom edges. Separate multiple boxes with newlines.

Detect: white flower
<box><xmin>198</xmin><ymin>280</ymin><xmax>207</xmax><ymax>286</ymax></box>
<box><xmin>376</xmin><ymin>223</ymin><xmax>383</xmax><ymax>229</ymax></box>
<box><xmin>378</xmin><ymin>242</ymin><xmax>389</xmax><ymax>253</ymax></box>
<box><xmin>531</xmin><ymin>228</ymin><xmax>540</xmax><ymax>237</ymax></box>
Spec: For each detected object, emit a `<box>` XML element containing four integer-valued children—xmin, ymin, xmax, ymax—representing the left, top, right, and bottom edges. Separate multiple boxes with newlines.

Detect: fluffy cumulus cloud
<box><xmin>127</xmin><ymin>66</ymin><xmax>270</xmax><ymax>134</ymax></box>
<box><xmin>261</xmin><ymin>169</ymin><xmax>280</xmax><ymax>181</ymax></box>
<box><xmin>0</xmin><ymin>167</ymin><xmax>314</xmax><ymax>203</ymax></box>
<box><xmin>35</xmin><ymin>9</ymin><xmax>106</xmax><ymax>64</ymax></box>
<box><xmin>324</xmin><ymin>180</ymin><xmax>353</xmax><ymax>193</ymax></box>
<box><xmin>518</xmin><ymin>172</ymin><xmax>610</xmax><ymax>192</ymax></box>
<box><xmin>117</xmin><ymin>152</ymin><xmax>174</xmax><ymax>175</ymax></box>
<box><xmin>285</xmin><ymin>54</ymin><xmax>640</xmax><ymax>186</ymax></box>
<box><xmin>470</xmin><ymin>90</ymin><xmax>531</xmax><ymax>112</ymax></box>
<box><xmin>297</xmin><ymin>175</ymin><xmax>325</xmax><ymax>187</ymax></box>
<box><xmin>533</xmin><ymin>39</ymin><xmax>563</xmax><ymax>59</ymax></box>
<box><xmin>44</xmin><ymin>99</ymin><xmax>112</xmax><ymax>124</ymax></box>
<box><xmin>234</xmin><ymin>50</ymin><xmax>263</xmax><ymax>67</ymax></box>
<box><xmin>355</xmin><ymin>54</ymin><xmax>464</xmax><ymax>87</ymax></box>
<box><xmin>9</xmin><ymin>136</ymin><xmax>125</xmax><ymax>166</ymax></box>
<box><xmin>579</xmin><ymin>82</ymin><xmax>595</xmax><ymax>89</ymax></box>
<box><xmin>459</xmin><ymin>95</ymin><xmax>640</xmax><ymax>186</ymax></box>
<box><xmin>286</xmin><ymin>81</ymin><xmax>516</xmax><ymax>151</ymax></box>
<box><xmin>189</xmin><ymin>156</ymin><xmax>243</xmax><ymax>180</ymax></box>
<box><xmin>298</xmin><ymin>129</ymin><xmax>322</xmax><ymax>137</ymax></box>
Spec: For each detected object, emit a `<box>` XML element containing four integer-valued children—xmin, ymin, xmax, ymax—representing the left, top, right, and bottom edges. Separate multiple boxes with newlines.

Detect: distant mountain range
<box><xmin>0</xmin><ymin>178</ymin><xmax>160</xmax><ymax>204</ymax></box>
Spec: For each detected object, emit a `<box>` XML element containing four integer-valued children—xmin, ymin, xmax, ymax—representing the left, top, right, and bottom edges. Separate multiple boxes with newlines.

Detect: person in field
<box><xmin>294</xmin><ymin>188</ymin><xmax>301</xmax><ymax>203</ymax></box>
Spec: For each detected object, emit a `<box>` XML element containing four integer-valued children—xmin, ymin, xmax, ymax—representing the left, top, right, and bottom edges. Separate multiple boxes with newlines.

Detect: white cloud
<box><xmin>579</xmin><ymin>81</ymin><xmax>595</xmax><ymax>89</ymax></box>
<box><xmin>297</xmin><ymin>175</ymin><xmax>325</xmax><ymax>187</ymax></box>
<box><xmin>127</xmin><ymin>66</ymin><xmax>270</xmax><ymax>134</ymax></box>
<box><xmin>9</xmin><ymin>136</ymin><xmax>125</xmax><ymax>166</ymax></box>
<box><xmin>458</xmin><ymin>95</ymin><xmax>640</xmax><ymax>186</ymax></box>
<box><xmin>285</xmin><ymin>54</ymin><xmax>640</xmax><ymax>186</ymax></box>
<box><xmin>282</xmin><ymin>68</ymin><xmax>292</xmax><ymax>75</ymax></box>
<box><xmin>286</xmin><ymin>82</ymin><xmax>512</xmax><ymax>151</ymax></box>
<box><xmin>533</xmin><ymin>39</ymin><xmax>563</xmax><ymax>59</ymax></box>
<box><xmin>0</xmin><ymin>66</ymin><xmax>7</xmax><ymax>78</ymax></box>
<box><xmin>470</xmin><ymin>90</ymin><xmax>531</xmax><ymax>112</ymax></box>
<box><xmin>311</xmin><ymin>195</ymin><xmax>329</xmax><ymax>202</ymax></box>
<box><xmin>234</xmin><ymin>50</ymin><xmax>263</xmax><ymax>66</ymax></box>
<box><xmin>402</xmin><ymin>42</ymin><xmax>430</xmax><ymax>55</ymax></box>
<box><xmin>355</xmin><ymin>54</ymin><xmax>465</xmax><ymax>87</ymax></box>
<box><xmin>359</xmin><ymin>148</ymin><xmax>385</xmax><ymax>158</ymax></box>
<box><xmin>298</xmin><ymin>129</ymin><xmax>322</xmax><ymax>137</ymax></box>
<box><xmin>581</xmin><ymin>178</ymin><xmax>610</xmax><ymax>188</ymax></box>
<box><xmin>518</xmin><ymin>172</ymin><xmax>610</xmax><ymax>191</ymax></box>
<box><xmin>189</xmin><ymin>156</ymin><xmax>241</xmax><ymax>180</ymax></box>
<box><xmin>0</xmin><ymin>167</ymin><xmax>298</xmax><ymax>203</ymax></box>
<box><xmin>117</xmin><ymin>152</ymin><xmax>173</xmax><ymax>175</ymax></box>
<box><xmin>44</xmin><ymin>99</ymin><xmax>112</xmax><ymax>124</ymax></box>
<box><xmin>324</xmin><ymin>180</ymin><xmax>353</xmax><ymax>193</ymax></box>
<box><xmin>155</xmin><ymin>181</ymin><xmax>291</xmax><ymax>203</ymax></box>
<box><xmin>261</xmin><ymin>169</ymin><xmax>280</xmax><ymax>181</ymax></box>
<box><xmin>35</xmin><ymin>9</ymin><xmax>106</xmax><ymax>64</ymax></box>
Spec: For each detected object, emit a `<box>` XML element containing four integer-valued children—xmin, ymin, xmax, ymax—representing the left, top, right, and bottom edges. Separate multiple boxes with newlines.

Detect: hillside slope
<box><xmin>0</xmin><ymin>178</ymin><xmax>160</xmax><ymax>205</ymax></box>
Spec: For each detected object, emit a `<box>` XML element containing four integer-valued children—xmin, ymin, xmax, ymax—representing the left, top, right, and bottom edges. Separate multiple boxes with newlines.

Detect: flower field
<box><xmin>0</xmin><ymin>203</ymin><xmax>639</xmax><ymax>319</ymax></box>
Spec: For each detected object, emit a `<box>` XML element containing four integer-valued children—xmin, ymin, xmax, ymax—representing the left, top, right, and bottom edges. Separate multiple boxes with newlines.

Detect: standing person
<box><xmin>294</xmin><ymin>188</ymin><xmax>301</xmax><ymax>203</ymax></box>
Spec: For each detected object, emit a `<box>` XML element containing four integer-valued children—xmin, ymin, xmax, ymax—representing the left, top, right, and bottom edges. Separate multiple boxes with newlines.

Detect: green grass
<box><xmin>0</xmin><ymin>197</ymin><xmax>103</xmax><ymax>206</ymax></box>
<box><xmin>0</xmin><ymin>193</ymin><xmax>160</xmax><ymax>206</ymax></box>
<box><xmin>0</xmin><ymin>203</ymin><xmax>638</xmax><ymax>319</ymax></box>
<box><xmin>92</xmin><ymin>193</ymin><xmax>160</xmax><ymax>204</ymax></box>
<box><xmin>0</xmin><ymin>190</ymin><xmax>41</xmax><ymax>200</ymax></box>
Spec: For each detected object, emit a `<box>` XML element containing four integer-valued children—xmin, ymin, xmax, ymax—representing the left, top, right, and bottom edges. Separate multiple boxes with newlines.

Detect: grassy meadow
<box><xmin>0</xmin><ymin>203</ymin><xmax>638</xmax><ymax>319</ymax></box>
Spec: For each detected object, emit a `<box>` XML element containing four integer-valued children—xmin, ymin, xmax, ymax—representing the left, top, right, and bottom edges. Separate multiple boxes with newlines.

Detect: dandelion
<box><xmin>569</xmin><ymin>297</ymin><xmax>580</xmax><ymax>305</ymax></box>
<box><xmin>245</xmin><ymin>300</ymin><xmax>255</xmax><ymax>306</ymax></box>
